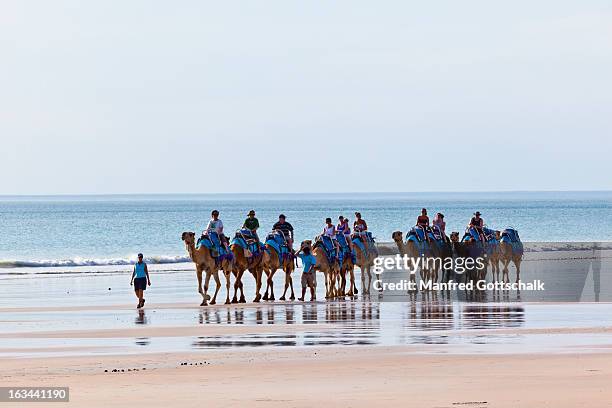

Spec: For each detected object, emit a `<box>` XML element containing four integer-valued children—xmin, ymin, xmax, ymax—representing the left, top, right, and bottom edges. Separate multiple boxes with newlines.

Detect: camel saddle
<box><xmin>265</xmin><ymin>231</ymin><xmax>292</xmax><ymax>260</ymax></box>
<box><xmin>314</xmin><ymin>235</ymin><xmax>338</xmax><ymax>264</ymax></box>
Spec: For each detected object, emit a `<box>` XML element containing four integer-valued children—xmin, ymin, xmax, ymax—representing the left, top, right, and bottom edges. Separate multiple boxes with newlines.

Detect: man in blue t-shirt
<box><xmin>296</xmin><ymin>246</ymin><xmax>317</xmax><ymax>301</ymax></box>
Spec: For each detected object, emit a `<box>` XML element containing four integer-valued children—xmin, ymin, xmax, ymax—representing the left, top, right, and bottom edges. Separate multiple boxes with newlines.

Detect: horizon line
<box><xmin>1</xmin><ymin>189</ymin><xmax>611</xmax><ymax>198</ymax></box>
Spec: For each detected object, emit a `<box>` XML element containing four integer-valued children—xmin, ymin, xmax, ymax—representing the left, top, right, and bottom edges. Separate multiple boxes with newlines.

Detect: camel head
<box><xmin>450</xmin><ymin>232</ymin><xmax>459</xmax><ymax>242</ymax></box>
<box><xmin>181</xmin><ymin>231</ymin><xmax>196</xmax><ymax>246</ymax></box>
<box><xmin>391</xmin><ymin>231</ymin><xmax>403</xmax><ymax>243</ymax></box>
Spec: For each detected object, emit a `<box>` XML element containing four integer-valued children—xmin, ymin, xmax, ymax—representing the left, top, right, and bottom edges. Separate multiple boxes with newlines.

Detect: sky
<box><xmin>1</xmin><ymin>1</ymin><xmax>611</xmax><ymax>195</ymax></box>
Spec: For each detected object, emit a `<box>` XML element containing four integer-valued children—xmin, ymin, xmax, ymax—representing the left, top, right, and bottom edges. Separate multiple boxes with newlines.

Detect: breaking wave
<box><xmin>0</xmin><ymin>255</ymin><xmax>190</xmax><ymax>269</ymax></box>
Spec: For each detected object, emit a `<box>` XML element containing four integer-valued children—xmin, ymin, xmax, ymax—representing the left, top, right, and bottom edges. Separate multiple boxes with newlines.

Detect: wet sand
<box><xmin>2</xmin><ymin>301</ymin><xmax>612</xmax><ymax>407</ymax></box>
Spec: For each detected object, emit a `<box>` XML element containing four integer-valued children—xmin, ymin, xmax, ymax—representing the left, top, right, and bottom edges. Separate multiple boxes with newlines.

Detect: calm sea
<box><xmin>0</xmin><ymin>192</ymin><xmax>611</xmax><ymax>269</ymax></box>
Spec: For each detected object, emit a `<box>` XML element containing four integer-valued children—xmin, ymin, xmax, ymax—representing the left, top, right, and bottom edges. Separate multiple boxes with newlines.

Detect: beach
<box><xmin>2</xmin><ymin>296</ymin><xmax>612</xmax><ymax>407</ymax></box>
<box><xmin>3</xmin><ymin>346</ymin><xmax>612</xmax><ymax>407</ymax></box>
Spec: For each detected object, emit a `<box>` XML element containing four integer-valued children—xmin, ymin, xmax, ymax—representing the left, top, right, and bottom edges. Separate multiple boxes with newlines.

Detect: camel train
<box><xmin>392</xmin><ymin>226</ymin><xmax>523</xmax><ymax>287</ymax></box>
<box><xmin>182</xmin><ymin>225</ymin><xmax>523</xmax><ymax>306</ymax></box>
<box><xmin>182</xmin><ymin>228</ymin><xmax>379</xmax><ymax>305</ymax></box>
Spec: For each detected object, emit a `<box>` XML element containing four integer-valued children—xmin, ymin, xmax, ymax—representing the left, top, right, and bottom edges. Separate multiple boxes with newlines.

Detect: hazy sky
<box><xmin>1</xmin><ymin>1</ymin><xmax>611</xmax><ymax>194</ymax></box>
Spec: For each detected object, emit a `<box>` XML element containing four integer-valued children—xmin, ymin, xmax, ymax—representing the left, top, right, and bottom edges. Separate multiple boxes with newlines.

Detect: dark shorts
<box><xmin>301</xmin><ymin>272</ymin><xmax>315</xmax><ymax>289</ymax></box>
<box><xmin>134</xmin><ymin>277</ymin><xmax>147</xmax><ymax>291</ymax></box>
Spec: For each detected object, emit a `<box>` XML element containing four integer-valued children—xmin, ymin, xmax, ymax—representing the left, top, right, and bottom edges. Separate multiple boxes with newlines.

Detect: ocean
<box><xmin>1</xmin><ymin>191</ymin><xmax>611</xmax><ymax>272</ymax></box>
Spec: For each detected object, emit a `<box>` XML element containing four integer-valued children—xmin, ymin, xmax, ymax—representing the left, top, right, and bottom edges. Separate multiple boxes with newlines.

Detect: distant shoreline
<box><xmin>1</xmin><ymin>190</ymin><xmax>612</xmax><ymax>201</ymax></box>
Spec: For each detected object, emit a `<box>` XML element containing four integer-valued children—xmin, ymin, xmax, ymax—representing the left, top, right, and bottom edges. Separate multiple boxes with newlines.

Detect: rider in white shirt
<box><xmin>205</xmin><ymin>210</ymin><xmax>227</xmax><ymax>248</ymax></box>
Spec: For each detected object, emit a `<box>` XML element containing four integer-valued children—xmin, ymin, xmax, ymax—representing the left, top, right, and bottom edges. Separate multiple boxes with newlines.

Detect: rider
<box><xmin>432</xmin><ymin>212</ymin><xmax>447</xmax><ymax>241</ymax></box>
<box><xmin>205</xmin><ymin>210</ymin><xmax>228</xmax><ymax>249</ymax></box>
<box><xmin>353</xmin><ymin>212</ymin><xmax>367</xmax><ymax>234</ymax></box>
<box><xmin>416</xmin><ymin>208</ymin><xmax>430</xmax><ymax>241</ymax></box>
<box><xmin>353</xmin><ymin>212</ymin><xmax>369</xmax><ymax>250</ymax></box>
<box><xmin>243</xmin><ymin>209</ymin><xmax>260</xmax><ymax>241</ymax></box>
<box><xmin>337</xmin><ymin>215</ymin><xmax>352</xmax><ymax>250</ymax></box>
<box><xmin>272</xmin><ymin>214</ymin><xmax>294</xmax><ymax>251</ymax></box>
<box><xmin>469</xmin><ymin>211</ymin><xmax>485</xmax><ymax>241</ymax></box>
<box><xmin>323</xmin><ymin>217</ymin><xmax>340</xmax><ymax>252</ymax></box>
<box><xmin>323</xmin><ymin>217</ymin><xmax>337</xmax><ymax>237</ymax></box>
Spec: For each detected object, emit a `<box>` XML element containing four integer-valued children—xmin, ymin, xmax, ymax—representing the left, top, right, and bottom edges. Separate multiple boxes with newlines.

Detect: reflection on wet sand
<box><xmin>187</xmin><ymin>301</ymin><xmax>530</xmax><ymax>350</ymax></box>
<box><xmin>135</xmin><ymin>309</ymin><xmax>148</xmax><ymax>325</ymax></box>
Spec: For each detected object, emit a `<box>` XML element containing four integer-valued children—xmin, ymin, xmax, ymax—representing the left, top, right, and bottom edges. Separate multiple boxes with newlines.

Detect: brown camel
<box><xmin>339</xmin><ymin>251</ymin><xmax>356</xmax><ymax>297</ymax></box>
<box><xmin>230</xmin><ymin>242</ymin><xmax>264</xmax><ymax>303</ymax></box>
<box><xmin>262</xmin><ymin>245</ymin><xmax>296</xmax><ymax>301</ymax></box>
<box><xmin>181</xmin><ymin>232</ymin><xmax>234</xmax><ymax>306</ymax></box>
<box><xmin>352</xmin><ymin>235</ymin><xmax>377</xmax><ymax>295</ymax></box>
<box><xmin>392</xmin><ymin>231</ymin><xmax>429</xmax><ymax>285</ymax></box>
<box><xmin>488</xmin><ymin>231</ymin><xmax>503</xmax><ymax>282</ymax></box>
<box><xmin>301</xmin><ymin>239</ymin><xmax>338</xmax><ymax>299</ymax></box>
<box><xmin>499</xmin><ymin>241</ymin><xmax>523</xmax><ymax>283</ymax></box>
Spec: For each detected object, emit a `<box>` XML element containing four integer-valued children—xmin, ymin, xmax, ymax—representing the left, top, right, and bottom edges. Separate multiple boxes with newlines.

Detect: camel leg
<box><xmin>209</xmin><ymin>271</ymin><xmax>221</xmax><ymax>305</ymax></box>
<box><xmin>502</xmin><ymin>261</ymin><xmax>509</xmax><ymax>283</ymax></box>
<box><xmin>347</xmin><ymin>266</ymin><xmax>355</xmax><ymax>296</ymax></box>
<box><xmin>203</xmin><ymin>271</ymin><xmax>213</xmax><ymax>306</ymax></box>
<box><xmin>262</xmin><ymin>270</ymin><xmax>271</xmax><ymax>301</ymax></box>
<box><xmin>366</xmin><ymin>264</ymin><xmax>372</xmax><ymax>295</ymax></box>
<box><xmin>289</xmin><ymin>275</ymin><xmax>295</xmax><ymax>300</ymax></box>
<box><xmin>280</xmin><ymin>270</ymin><xmax>289</xmax><ymax>301</ymax></box>
<box><xmin>239</xmin><ymin>281</ymin><xmax>246</xmax><ymax>303</ymax></box>
<box><xmin>340</xmin><ymin>268</ymin><xmax>347</xmax><ymax>297</ymax></box>
<box><xmin>330</xmin><ymin>270</ymin><xmax>337</xmax><ymax>298</ymax></box>
<box><xmin>232</xmin><ymin>270</ymin><xmax>244</xmax><ymax>303</ymax></box>
<box><xmin>360</xmin><ymin>266</ymin><xmax>369</xmax><ymax>296</ymax></box>
<box><xmin>253</xmin><ymin>270</ymin><xmax>262</xmax><ymax>303</ymax></box>
<box><xmin>196</xmin><ymin>266</ymin><xmax>206</xmax><ymax>306</ymax></box>
<box><xmin>224</xmin><ymin>271</ymin><xmax>231</xmax><ymax>304</ymax></box>
<box><xmin>268</xmin><ymin>271</ymin><xmax>276</xmax><ymax>301</ymax></box>
<box><xmin>514</xmin><ymin>258</ymin><xmax>522</xmax><ymax>283</ymax></box>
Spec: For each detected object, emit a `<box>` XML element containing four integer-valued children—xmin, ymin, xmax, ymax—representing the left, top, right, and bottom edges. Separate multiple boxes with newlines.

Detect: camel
<box><xmin>392</xmin><ymin>230</ymin><xmax>439</xmax><ymax>285</ymax></box>
<box><xmin>262</xmin><ymin>242</ymin><xmax>296</xmax><ymax>301</ymax></box>
<box><xmin>499</xmin><ymin>240</ymin><xmax>523</xmax><ymax>283</ymax></box>
<box><xmin>352</xmin><ymin>235</ymin><xmax>378</xmax><ymax>295</ymax></box>
<box><xmin>301</xmin><ymin>239</ymin><xmax>339</xmax><ymax>299</ymax></box>
<box><xmin>338</xmin><ymin>251</ymin><xmax>356</xmax><ymax>297</ymax></box>
<box><xmin>181</xmin><ymin>232</ymin><xmax>234</xmax><ymax>306</ymax></box>
<box><xmin>230</xmin><ymin>240</ymin><xmax>265</xmax><ymax>303</ymax></box>
<box><xmin>487</xmin><ymin>231</ymin><xmax>503</xmax><ymax>282</ymax></box>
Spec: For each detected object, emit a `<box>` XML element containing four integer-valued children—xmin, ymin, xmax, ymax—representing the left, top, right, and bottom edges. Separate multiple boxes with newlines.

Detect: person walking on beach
<box><xmin>296</xmin><ymin>246</ymin><xmax>317</xmax><ymax>301</ymax></box>
<box><xmin>130</xmin><ymin>253</ymin><xmax>151</xmax><ymax>309</ymax></box>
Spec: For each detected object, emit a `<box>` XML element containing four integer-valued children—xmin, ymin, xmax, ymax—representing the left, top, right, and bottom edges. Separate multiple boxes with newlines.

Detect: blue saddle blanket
<box><xmin>407</xmin><ymin>226</ymin><xmax>443</xmax><ymax>243</ymax></box>
<box><xmin>335</xmin><ymin>233</ymin><xmax>355</xmax><ymax>263</ymax></box>
<box><xmin>232</xmin><ymin>230</ymin><xmax>264</xmax><ymax>257</ymax></box>
<box><xmin>265</xmin><ymin>231</ymin><xmax>291</xmax><ymax>259</ymax></box>
<box><xmin>500</xmin><ymin>228</ymin><xmax>523</xmax><ymax>255</ymax></box>
<box><xmin>315</xmin><ymin>235</ymin><xmax>338</xmax><ymax>264</ymax></box>
<box><xmin>351</xmin><ymin>232</ymin><xmax>375</xmax><ymax>255</ymax></box>
<box><xmin>501</xmin><ymin>228</ymin><xmax>520</xmax><ymax>243</ymax></box>
<box><xmin>197</xmin><ymin>231</ymin><xmax>232</xmax><ymax>260</ymax></box>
